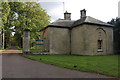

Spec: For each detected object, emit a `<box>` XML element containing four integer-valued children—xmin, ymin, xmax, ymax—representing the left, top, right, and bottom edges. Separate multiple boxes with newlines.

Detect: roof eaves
<box><xmin>48</xmin><ymin>25</ymin><xmax>71</xmax><ymax>28</ymax></box>
<box><xmin>84</xmin><ymin>22</ymin><xmax>114</xmax><ymax>27</ymax></box>
<box><xmin>39</xmin><ymin>25</ymin><xmax>71</xmax><ymax>32</ymax></box>
<box><xmin>72</xmin><ymin>22</ymin><xmax>114</xmax><ymax>28</ymax></box>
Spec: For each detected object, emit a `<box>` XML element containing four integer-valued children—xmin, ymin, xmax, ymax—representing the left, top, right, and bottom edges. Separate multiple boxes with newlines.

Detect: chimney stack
<box><xmin>80</xmin><ymin>9</ymin><xmax>86</xmax><ymax>18</ymax></box>
<box><xmin>64</xmin><ymin>11</ymin><xmax>71</xmax><ymax>20</ymax></box>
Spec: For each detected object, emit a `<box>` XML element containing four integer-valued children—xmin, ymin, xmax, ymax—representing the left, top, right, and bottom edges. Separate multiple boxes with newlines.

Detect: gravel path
<box><xmin>0</xmin><ymin>50</ymin><xmax>22</xmax><ymax>54</ymax></box>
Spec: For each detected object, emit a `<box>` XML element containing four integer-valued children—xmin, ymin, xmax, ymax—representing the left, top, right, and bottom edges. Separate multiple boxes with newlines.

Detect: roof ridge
<box><xmin>85</xmin><ymin>16</ymin><xmax>106</xmax><ymax>24</ymax></box>
<box><xmin>72</xmin><ymin>16</ymin><xmax>114</xmax><ymax>27</ymax></box>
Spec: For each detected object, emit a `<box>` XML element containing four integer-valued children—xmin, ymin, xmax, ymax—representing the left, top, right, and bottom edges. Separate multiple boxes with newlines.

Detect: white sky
<box><xmin>1</xmin><ymin>0</ymin><xmax>119</xmax><ymax>22</ymax></box>
<box><xmin>118</xmin><ymin>1</ymin><xmax>120</xmax><ymax>18</ymax></box>
<box><xmin>39</xmin><ymin>0</ymin><xmax>119</xmax><ymax>22</ymax></box>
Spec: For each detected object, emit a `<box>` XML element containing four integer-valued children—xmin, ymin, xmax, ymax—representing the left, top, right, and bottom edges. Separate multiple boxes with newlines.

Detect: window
<box><xmin>98</xmin><ymin>40</ymin><xmax>103</xmax><ymax>52</ymax></box>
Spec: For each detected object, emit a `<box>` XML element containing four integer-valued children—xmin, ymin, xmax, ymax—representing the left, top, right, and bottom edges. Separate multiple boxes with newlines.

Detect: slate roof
<box><xmin>72</xmin><ymin>16</ymin><xmax>114</xmax><ymax>27</ymax></box>
<box><xmin>48</xmin><ymin>19</ymin><xmax>75</xmax><ymax>28</ymax></box>
<box><xmin>40</xmin><ymin>16</ymin><xmax>113</xmax><ymax>31</ymax></box>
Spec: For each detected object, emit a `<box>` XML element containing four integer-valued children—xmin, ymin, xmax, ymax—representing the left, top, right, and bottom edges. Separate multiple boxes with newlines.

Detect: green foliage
<box><xmin>30</xmin><ymin>46</ymin><xmax>36</xmax><ymax>50</ymax></box>
<box><xmin>23</xmin><ymin>55</ymin><xmax>119</xmax><ymax>77</ymax></box>
<box><xmin>108</xmin><ymin>18</ymin><xmax>120</xmax><ymax>54</ymax></box>
<box><xmin>1</xmin><ymin>2</ymin><xmax>50</xmax><ymax>48</ymax></box>
<box><xmin>0</xmin><ymin>2</ymin><xmax>10</xmax><ymax>28</ymax></box>
<box><xmin>0</xmin><ymin>2</ymin><xmax>11</xmax><ymax>48</ymax></box>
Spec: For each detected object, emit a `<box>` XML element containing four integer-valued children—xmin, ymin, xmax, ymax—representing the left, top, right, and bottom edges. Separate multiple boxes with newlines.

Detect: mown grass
<box><xmin>29</xmin><ymin>49</ymin><xmax>40</xmax><ymax>53</ymax></box>
<box><xmin>23</xmin><ymin>54</ymin><xmax>119</xmax><ymax>77</ymax></box>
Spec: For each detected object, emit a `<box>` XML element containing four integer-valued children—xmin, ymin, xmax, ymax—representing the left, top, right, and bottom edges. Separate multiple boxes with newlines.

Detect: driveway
<box><xmin>0</xmin><ymin>49</ymin><xmax>22</xmax><ymax>54</ymax></box>
<box><xmin>2</xmin><ymin>53</ymin><xmax>114</xmax><ymax>78</ymax></box>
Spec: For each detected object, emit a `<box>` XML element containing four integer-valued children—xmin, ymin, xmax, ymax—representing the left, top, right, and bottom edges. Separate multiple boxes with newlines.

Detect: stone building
<box><xmin>39</xmin><ymin>9</ymin><xmax>114</xmax><ymax>55</ymax></box>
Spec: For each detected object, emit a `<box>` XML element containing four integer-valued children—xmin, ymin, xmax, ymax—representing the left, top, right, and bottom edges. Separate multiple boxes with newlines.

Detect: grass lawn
<box><xmin>23</xmin><ymin>54</ymin><xmax>119</xmax><ymax>77</ymax></box>
<box><xmin>29</xmin><ymin>49</ymin><xmax>41</xmax><ymax>53</ymax></box>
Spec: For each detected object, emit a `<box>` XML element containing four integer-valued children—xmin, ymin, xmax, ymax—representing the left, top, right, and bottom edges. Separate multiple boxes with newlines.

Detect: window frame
<box><xmin>97</xmin><ymin>40</ymin><xmax>103</xmax><ymax>52</ymax></box>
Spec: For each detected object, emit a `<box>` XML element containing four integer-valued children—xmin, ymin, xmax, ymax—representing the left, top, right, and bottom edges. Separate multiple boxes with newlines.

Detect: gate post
<box><xmin>23</xmin><ymin>29</ymin><xmax>30</xmax><ymax>54</ymax></box>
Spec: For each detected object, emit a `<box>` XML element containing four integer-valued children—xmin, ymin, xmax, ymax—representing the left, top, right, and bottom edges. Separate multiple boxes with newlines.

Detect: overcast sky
<box><xmin>39</xmin><ymin>0</ymin><xmax>119</xmax><ymax>22</ymax></box>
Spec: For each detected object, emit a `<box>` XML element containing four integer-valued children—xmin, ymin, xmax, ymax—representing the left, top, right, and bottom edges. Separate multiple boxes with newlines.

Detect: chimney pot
<box><xmin>80</xmin><ymin>9</ymin><xmax>86</xmax><ymax>18</ymax></box>
<box><xmin>64</xmin><ymin>11</ymin><xmax>71</xmax><ymax>20</ymax></box>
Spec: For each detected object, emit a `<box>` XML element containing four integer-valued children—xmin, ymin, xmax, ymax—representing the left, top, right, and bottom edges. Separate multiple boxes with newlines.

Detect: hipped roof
<box><xmin>40</xmin><ymin>16</ymin><xmax>114</xmax><ymax>31</ymax></box>
<box><xmin>48</xmin><ymin>19</ymin><xmax>75</xmax><ymax>28</ymax></box>
<box><xmin>72</xmin><ymin>16</ymin><xmax>114</xmax><ymax>27</ymax></box>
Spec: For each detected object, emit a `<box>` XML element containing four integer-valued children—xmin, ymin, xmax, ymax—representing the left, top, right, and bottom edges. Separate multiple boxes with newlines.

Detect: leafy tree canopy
<box><xmin>108</xmin><ymin>18</ymin><xmax>120</xmax><ymax>54</ymax></box>
<box><xmin>1</xmin><ymin>1</ymin><xmax>50</xmax><ymax>48</ymax></box>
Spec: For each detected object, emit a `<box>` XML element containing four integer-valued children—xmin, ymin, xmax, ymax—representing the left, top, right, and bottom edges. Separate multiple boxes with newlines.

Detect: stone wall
<box><xmin>105</xmin><ymin>26</ymin><xmax>113</xmax><ymax>54</ymax></box>
<box><xmin>40</xmin><ymin>28</ymin><xmax>50</xmax><ymax>52</ymax></box>
<box><xmin>71</xmin><ymin>24</ymin><xmax>113</xmax><ymax>55</ymax></box>
<box><xmin>71</xmin><ymin>25</ymin><xmax>85</xmax><ymax>55</ymax></box>
<box><xmin>23</xmin><ymin>30</ymin><xmax>30</xmax><ymax>52</ymax></box>
<box><xmin>40</xmin><ymin>24</ymin><xmax>113</xmax><ymax>55</ymax></box>
<box><xmin>49</xmin><ymin>27</ymin><xmax>70</xmax><ymax>54</ymax></box>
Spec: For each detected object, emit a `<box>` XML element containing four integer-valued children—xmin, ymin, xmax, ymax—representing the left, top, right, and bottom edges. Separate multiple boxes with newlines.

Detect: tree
<box><xmin>1</xmin><ymin>2</ymin><xmax>10</xmax><ymax>28</ymax></box>
<box><xmin>108</xmin><ymin>18</ymin><xmax>120</xmax><ymax>54</ymax></box>
<box><xmin>14</xmin><ymin>2</ymin><xmax>50</xmax><ymax>48</ymax></box>
<box><xmin>1</xmin><ymin>2</ymin><xmax>50</xmax><ymax>48</ymax></box>
<box><xmin>0</xmin><ymin>2</ymin><xmax>11</xmax><ymax>48</ymax></box>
